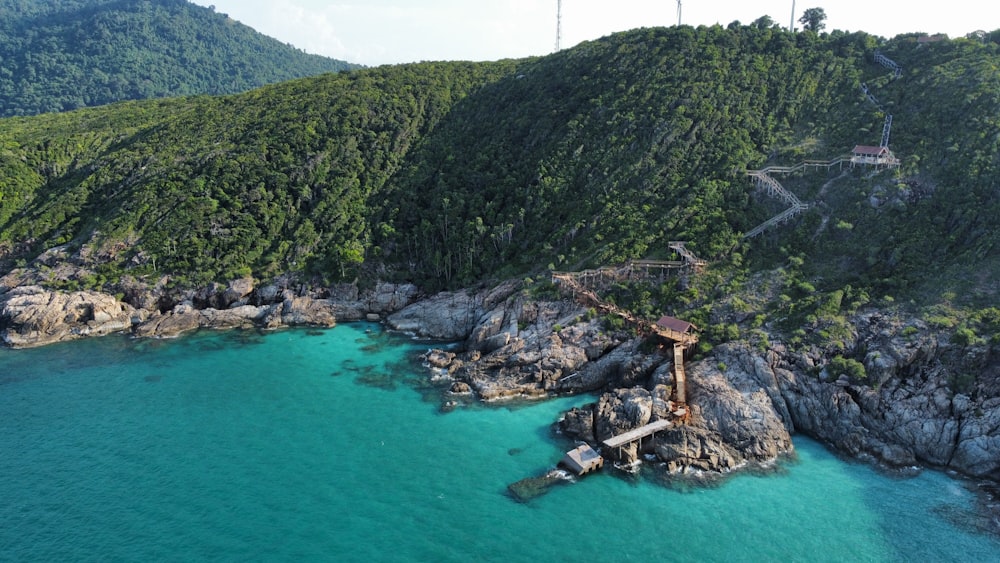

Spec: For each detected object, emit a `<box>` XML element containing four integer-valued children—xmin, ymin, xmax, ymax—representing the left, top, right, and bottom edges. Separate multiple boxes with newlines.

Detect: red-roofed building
<box><xmin>656</xmin><ymin>315</ymin><xmax>695</xmax><ymax>334</ymax></box>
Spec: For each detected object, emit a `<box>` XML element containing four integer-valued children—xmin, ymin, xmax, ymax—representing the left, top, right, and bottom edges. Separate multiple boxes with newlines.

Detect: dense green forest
<box><xmin>2</xmin><ymin>23</ymin><xmax>1000</xmax><ymax>320</ymax></box>
<box><xmin>0</xmin><ymin>0</ymin><xmax>358</xmax><ymax>117</ymax></box>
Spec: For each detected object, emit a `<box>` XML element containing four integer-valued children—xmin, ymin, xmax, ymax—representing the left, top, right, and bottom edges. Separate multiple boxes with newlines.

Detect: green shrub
<box><xmin>604</xmin><ymin>315</ymin><xmax>625</xmax><ymax>331</ymax></box>
<box><xmin>829</xmin><ymin>356</ymin><xmax>866</xmax><ymax>380</ymax></box>
<box><xmin>951</xmin><ymin>327</ymin><xmax>977</xmax><ymax>347</ymax></box>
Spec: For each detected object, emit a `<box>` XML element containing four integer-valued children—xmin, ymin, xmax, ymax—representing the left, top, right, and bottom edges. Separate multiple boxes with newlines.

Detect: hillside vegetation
<box><xmin>1</xmin><ymin>24</ymin><xmax>999</xmax><ymax>317</ymax></box>
<box><xmin>0</xmin><ymin>0</ymin><xmax>358</xmax><ymax>117</ymax></box>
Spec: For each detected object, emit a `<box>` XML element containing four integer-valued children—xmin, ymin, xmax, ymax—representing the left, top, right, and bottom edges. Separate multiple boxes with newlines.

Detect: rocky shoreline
<box><xmin>389</xmin><ymin>281</ymin><xmax>999</xmax><ymax>526</ymax></box>
<box><xmin>0</xmin><ymin>270</ymin><xmax>422</xmax><ymax>348</ymax></box>
<box><xmin>2</xmin><ymin>272</ymin><xmax>998</xmax><ymax>526</ymax></box>
<box><xmin>387</xmin><ymin>283</ymin><xmax>999</xmax><ymax>480</ymax></box>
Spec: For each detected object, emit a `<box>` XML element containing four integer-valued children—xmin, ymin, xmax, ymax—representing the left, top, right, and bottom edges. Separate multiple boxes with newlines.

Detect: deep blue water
<box><xmin>1</xmin><ymin>324</ymin><xmax>998</xmax><ymax>562</ymax></box>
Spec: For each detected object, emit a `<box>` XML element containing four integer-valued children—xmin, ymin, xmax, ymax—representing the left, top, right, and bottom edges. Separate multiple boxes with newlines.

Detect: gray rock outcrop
<box><xmin>407</xmin><ymin>282</ymin><xmax>625</xmax><ymax>401</ymax></box>
<box><xmin>558</xmin><ymin>354</ymin><xmax>794</xmax><ymax>473</ymax></box>
<box><xmin>408</xmin><ymin>283</ymin><xmax>795</xmax><ymax>474</ymax></box>
<box><xmin>0</xmin><ymin>280</ymin><xmax>422</xmax><ymax>347</ymax></box>
<box><xmin>0</xmin><ymin>286</ymin><xmax>135</xmax><ymax>347</ymax></box>
<box><xmin>772</xmin><ymin>330</ymin><xmax>1000</xmax><ymax>479</ymax></box>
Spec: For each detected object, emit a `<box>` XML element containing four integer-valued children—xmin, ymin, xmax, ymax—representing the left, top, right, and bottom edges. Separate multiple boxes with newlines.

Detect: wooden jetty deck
<box><xmin>673</xmin><ymin>342</ymin><xmax>687</xmax><ymax>405</ymax></box>
<box><xmin>603</xmin><ymin>419</ymin><xmax>672</xmax><ymax>449</ymax></box>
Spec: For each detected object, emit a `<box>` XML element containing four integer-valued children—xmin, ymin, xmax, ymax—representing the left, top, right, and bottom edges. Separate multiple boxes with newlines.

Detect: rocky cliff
<box><xmin>388</xmin><ymin>283</ymin><xmax>1000</xmax><ymax>482</ymax></box>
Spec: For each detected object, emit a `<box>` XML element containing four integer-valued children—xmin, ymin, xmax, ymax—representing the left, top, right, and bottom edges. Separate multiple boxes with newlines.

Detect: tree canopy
<box><xmin>799</xmin><ymin>7</ymin><xmax>828</xmax><ymax>33</ymax></box>
<box><xmin>0</xmin><ymin>0</ymin><xmax>359</xmax><ymax>117</ymax></box>
<box><xmin>1</xmin><ymin>24</ymin><xmax>999</xmax><ymax>309</ymax></box>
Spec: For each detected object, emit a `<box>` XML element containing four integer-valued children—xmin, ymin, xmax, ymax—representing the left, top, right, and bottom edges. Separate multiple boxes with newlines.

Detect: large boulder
<box><xmin>0</xmin><ymin>286</ymin><xmax>135</xmax><ymax>347</ymax></box>
<box><xmin>366</xmin><ymin>283</ymin><xmax>420</xmax><ymax>314</ymax></box>
<box><xmin>387</xmin><ymin>281</ymin><xmax>521</xmax><ymax>342</ymax></box>
<box><xmin>272</xmin><ymin>297</ymin><xmax>337</xmax><ymax>327</ymax></box>
<box><xmin>387</xmin><ymin>289</ymin><xmax>483</xmax><ymax>341</ymax></box>
<box><xmin>222</xmin><ymin>278</ymin><xmax>256</xmax><ymax>308</ymax></box>
<box><xmin>684</xmin><ymin>352</ymin><xmax>795</xmax><ymax>465</ymax></box>
<box><xmin>952</xmin><ymin>396</ymin><xmax>1000</xmax><ymax>478</ymax></box>
<box><xmin>133</xmin><ymin>305</ymin><xmax>206</xmax><ymax>339</ymax></box>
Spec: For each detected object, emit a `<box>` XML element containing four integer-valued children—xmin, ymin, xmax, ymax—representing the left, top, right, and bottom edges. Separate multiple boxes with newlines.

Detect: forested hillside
<box><xmin>1</xmin><ymin>23</ymin><xmax>999</xmax><ymax>315</ymax></box>
<box><xmin>0</xmin><ymin>0</ymin><xmax>358</xmax><ymax>117</ymax></box>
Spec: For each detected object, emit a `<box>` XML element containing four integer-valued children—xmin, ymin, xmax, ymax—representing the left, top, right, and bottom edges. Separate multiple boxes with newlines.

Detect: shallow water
<box><xmin>1</xmin><ymin>324</ymin><xmax>997</xmax><ymax>562</ymax></box>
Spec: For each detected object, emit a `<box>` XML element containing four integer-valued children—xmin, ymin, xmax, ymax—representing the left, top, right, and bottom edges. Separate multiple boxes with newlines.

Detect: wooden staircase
<box><xmin>743</xmin><ymin>170</ymin><xmax>810</xmax><ymax>239</ymax></box>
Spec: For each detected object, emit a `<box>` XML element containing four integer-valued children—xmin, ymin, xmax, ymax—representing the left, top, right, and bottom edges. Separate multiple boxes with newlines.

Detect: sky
<box><xmin>189</xmin><ymin>1</ymin><xmax>1000</xmax><ymax>66</ymax></box>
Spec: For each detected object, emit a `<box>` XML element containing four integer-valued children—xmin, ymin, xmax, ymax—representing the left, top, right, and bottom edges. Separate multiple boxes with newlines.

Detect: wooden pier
<box><xmin>672</xmin><ymin>342</ymin><xmax>687</xmax><ymax>406</ymax></box>
<box><xmin>603</xmin><ymin>419</ymin><xmax>672</xmax><ymax>450</ymax></box>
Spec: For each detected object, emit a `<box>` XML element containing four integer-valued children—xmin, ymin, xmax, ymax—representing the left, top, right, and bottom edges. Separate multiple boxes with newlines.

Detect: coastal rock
<box><xmin>199</xmin><ymin>305</ymin><xmax>267</xmax><ymax>329</ymax></box>
<box><xmin>275</xmin><ymin>297</ymin><xmax>337</xmax><ymax>327</ymax></box>
<box><xmin>560</xmin><ymin>353</ymin><xmax>795</xmax><ymax>472</ymax></box>
<box><xmin>366</xmin><ymin>283</ymin><xmax>420</xmax><ymax>314</ymax></box>
<box><xmin>424</xmin><ymin>349</ymin><xmax>456</xmax><ymax>369</ymax></box>
<box><xmin>595</xmin><ymin>387</ymin><xmax>653</xmax><ymax>442</ymax></box>
<box><xmin>222</xmin><ymin>278</ymin><xmax>255</xmax><ymax>308</ymax></box>
<box><xmin>953</xmin><ymin>398</ymin><xmax>1000</xmax><ymax>478</ymax></box>
<box><xmin>133</xmin><ymin>306</ymin><xmax>205</xmax><ymax>339</ymax></box>
<box><xmin>387</xmin><ymin>281</ymin><xmax>520</xmax><ymax>342</ymax></box>
<box><xmin>760</xmin><ymin>314</ymin><xmax>1000</xmax><ymax>480</ymax></box>
<box><xmin>0</xmin><ymin>286</ymin><xmax>135</xmax><ymax>348</ymax></box>
<box><xmin>0</xmin><ymin>278</ymin><xmax>414</xmax><ymax>347</ymax></box>
<box><xmin>559</xmin><ymin>406</ymin><xmax>597</xmax><ymax>442</ymax></box>
<box><xmin>460</xmin><ymin>319</ymin><xmax>622</xmax><ymax>401</ymax></box>
<box><xmin>409</xmin><ymin>283</ymin><xmax>626</xmax><ymax>401</ymax></box>
<box><xmin>134</xmin><ymin>298</ymin><xmax>337</xmax><ymax>339</ymax></box>
<box><xmin>682</xmin><ymin>352</ymin><xmax>794</xmax><ymax>465</ymax></box>
<box><xmin>0</xmin><ymin>269</ymin><xmax>33</xmax><ymax>296</ymax></box>
<box><xmin>655</xmin><ymin>424</ymin><xmax>745</xmax><ymax>473</ymax></box>
<box><xmin>387</xmin><ymin>289</ymin><xmax>483</xmax><ymax>340</ymax></box>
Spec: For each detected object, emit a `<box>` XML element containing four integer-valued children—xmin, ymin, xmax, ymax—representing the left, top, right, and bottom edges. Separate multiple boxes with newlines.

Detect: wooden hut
<box><xmin>850</xmin><ymin>145</ymin><xmax>899</xmax><ymax>167</ymax></box>
<box><xmin>560</xmin><ymin>444</ymin><xmax>604</xmax><ymax>476</ymax></box>
<box><xmin>656</xmin><ymin>315</ymin><xmax>695</xmax><ymax>335</ymax></box>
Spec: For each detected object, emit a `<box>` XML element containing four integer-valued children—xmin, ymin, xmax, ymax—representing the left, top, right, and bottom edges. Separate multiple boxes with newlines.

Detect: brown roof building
<box><xmin>656</xmin><ymin>315</ymin><xmax>695</xmax><ymax>334</ymax></box>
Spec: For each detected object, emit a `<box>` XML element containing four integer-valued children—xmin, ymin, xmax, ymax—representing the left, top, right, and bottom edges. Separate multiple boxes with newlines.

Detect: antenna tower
<box><xmin>790</xmin><ymin>0</ymin><xmax>796</xmax><ymax>31</ymax></box>
<box><xmin>676</xmin><ymin>1</ymin><xmax>682</xmax><ymax>26</ymax></box>
<box><xmin>556</xmin><ymin>0</ymin><xmax>562</xmax><ymax>51</ymax></box>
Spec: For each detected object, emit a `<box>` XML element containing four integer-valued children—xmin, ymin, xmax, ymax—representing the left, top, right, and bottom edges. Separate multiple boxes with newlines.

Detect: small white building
<box><xmin>851</xmin><ymin>145</ymin><xmax>899</xmax><ymax>167</ymax></box>
<box><xmin>560</xmin><ymin>444</ymin><xmax>604</xmax><ymax>476</ymax></box>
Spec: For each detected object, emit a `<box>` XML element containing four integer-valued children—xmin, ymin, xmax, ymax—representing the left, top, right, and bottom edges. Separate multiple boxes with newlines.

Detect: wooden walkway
<box><xmin>744</xmin><ymin>49</ymin><xmax>905</xmax><ymax>240</ymax></box>
<box><xmin>755</xmin><ymin>156</ymin><xmax>851</xmax><ymax>176</ymax></box>
<box><xmin>744</xmin><ymin>202</ymin><xmax>810</xmax><ymax>239</ymax></box>
<box><xmin>552</xmin><ymin>268</ymin><xmax>697</xmax><ymax>426</ymax></box>
<box><xmin>552</xmin><ymin>272</ymin><xmax>698</xmax><ymax>347</ymax></box>
<box><xmin>743</xmin><ymin>170</ymin><xmax>810</xmax><ymax>239</ymax></box>
<box><xmin>603</xmin><ymin>418</ymin><xmax>672</xmax><ymax>449</ymax></box>
<box><xmin>551</xmin><ymin>243</ymin><xmax>707</xmax><ymax>293</ymax></box>
<box><xmin>673</xmin><ymin>342</ymin><xmax>687</xmax><ymax>405</ymax></box>
<box><xmin>668</xmin><ymin>241</ymin><xmax>708</xmax><ymax>270</ymax></box>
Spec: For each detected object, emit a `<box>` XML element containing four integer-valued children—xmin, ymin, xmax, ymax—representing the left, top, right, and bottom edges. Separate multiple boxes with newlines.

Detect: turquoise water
<box><xmin>1</xmin><ymin>324</ymin><xmax>997</xmax><ymax>562</ymax></box>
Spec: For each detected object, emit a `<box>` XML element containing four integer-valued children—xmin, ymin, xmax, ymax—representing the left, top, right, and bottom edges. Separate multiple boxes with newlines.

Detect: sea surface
<box><xmin>1</xmin><ymin>324</ymin><xmax>998</xmax><ymax>562</ymax></box>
